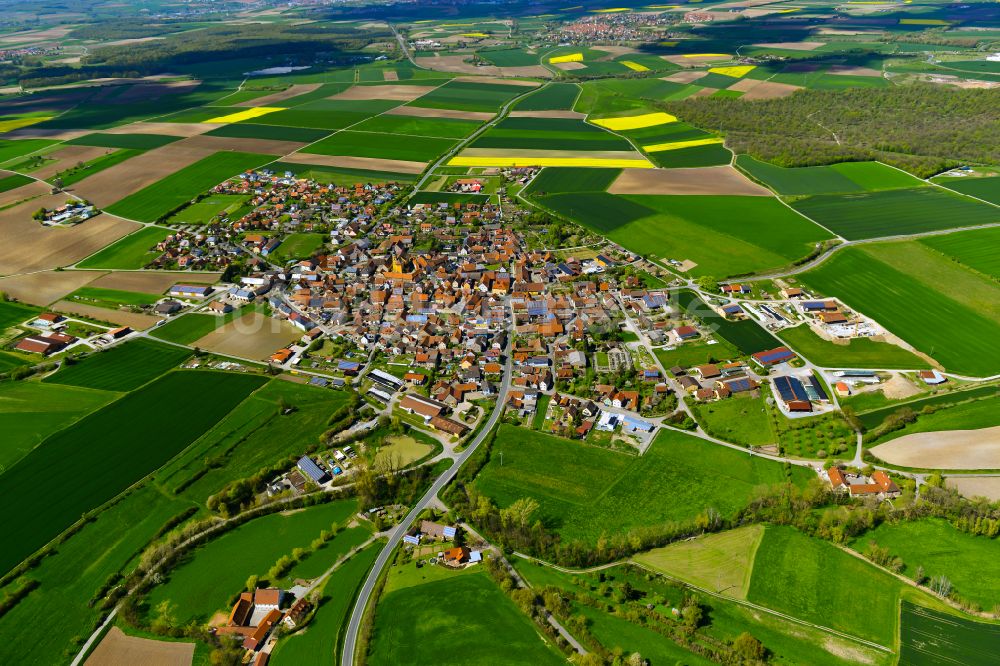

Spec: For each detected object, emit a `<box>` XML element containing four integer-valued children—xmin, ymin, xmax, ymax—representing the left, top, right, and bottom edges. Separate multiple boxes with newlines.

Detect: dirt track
<box><xmin>871</xmin><ymin>425</ymin><xmax>1000</xmax><ymax>469</ymax></box>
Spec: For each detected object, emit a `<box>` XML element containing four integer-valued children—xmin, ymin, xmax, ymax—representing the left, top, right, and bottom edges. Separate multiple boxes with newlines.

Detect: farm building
<box><xmin>772</xmin><ymin>375</ymin><xmax>811</xmax><ymax>412</ymax></box>
<box><xmin>399</xmin><ymin>393</ymin><xmax>447</xmax><ymax>420</ymax></box>
<box><xmin>32</xmin><ymin>313</ymin><xmax>64</xmax><ymax>328</ymax></box>
<box><xmin>670</xmin><ymin>325</ymin><xmax>699</xmax><ymax>343</ymax></box>
<box><xmin>369</xmin><ymin>368</ymin><xmax>404</xmax><ymax>392</ymax></box>
<box><xmin>622</xmin><ymin>415</ymin><xmax>654</xmax><ymax>433</ymax></box>
<box><xmin>169</xmin><ymin>284</ymin><xmax>213</xmax><ymax>298</ymax></box>
<box><xmin>430</xmin><ymin>415</ymin><xmax>468</xmax><ymax>436</ymax></box>
<box><xmin>752</xmin><ymin>347</ymin><xmax>797</xmax><ymax>367</ymax></box>
<box><xmin>828</xmin><ymin>467</ymin><xmax>900</xmax><ymax>499</ymax></box>
<box><xmin>918</xmin><ymin>370</ymin><xmax>947</xmax><ymax>385</ymax></box>
<box><xmin>15</xmin><ymin>332</ymin><xmax>76</xmax><ymax>355</ymax></box>
<box><xmin>420</xmin><ymin>521</ymin><xmax>457</xmax><ymax>541</ymax></box>
<box><xmin>297</xmin><ymin>456</ymin><xmax>330</xmax><ymax>484</ymax></box>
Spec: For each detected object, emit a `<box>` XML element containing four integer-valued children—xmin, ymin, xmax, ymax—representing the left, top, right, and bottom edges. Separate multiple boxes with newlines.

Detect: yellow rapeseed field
<box><xmin>549</xmin><ymin>53</ymin><xmax>584</xmax><ymax>64</ymax></box>
<box><xmin>591</xmin><ymin>112</ymin><xmax>677</xmax><ymax>131</ymax></box>
<box><xmin>0</xmin><ymin>116</ymin><xmax>53</xmax><ymax>132</ymax></box>
<box><xmin>643</xmin><ymin>137</ymin><xmax>723</xmax><ymax>153</ymax></box>
<box><xmin>205</xmin><ymin>107</ymin><xmax>285</xmax><ymax>124</ymax></box>
<box><xmin>592</xmin><ymin>7</ymin><xmax>632</xmax><ymax>12</ymax></box>
<box><xmin>708</xmin><ymin>65</ymin><xmax>756</xmax><ymax>78</ymax></box>
<box><xmin>449</xmin><ymin>156</ymin><xmax>653</xmax><ymax>168</ymax></box>
<box><xmin>463</xmin><ymin>32</ymin><xmax>490</xmax><ymax>37</ymax></box>
<box><xmin>621</xmin><ymin>61</ymin><xmax>650</xmax><ymax>72</ymax></box>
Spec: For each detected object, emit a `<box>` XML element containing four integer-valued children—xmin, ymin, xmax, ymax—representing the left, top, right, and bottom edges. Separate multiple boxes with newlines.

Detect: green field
<box><xmin>474</xmin><ymin>426</ymin><xmax>809</xmax><ymax>545</ymax></box>
<box><xmin>0</xmin><ymin>138</ymin><xmax>57</xmax><ymax>164</ymax></box>
<box><xmin>350</xmin><ymin>114</ymin><xmax>481</xmax><ymax>139</ymax></box>
<box><xmin>168</xmin><ymin>194</ymin><xmax>249</xmax><ymax>225</ymax></box>
<box><xmin>853</xmin><ymin>519</ymin><xmax>1000</xmax><ymax>610</ymax></box>
<box><xmin>737</xmin><ymin>156</ymin><xmax>924</xmax><ymax>195</ymax></box>
<box><xmin>407</xmin><ymin>80</ymin><xmax>529</xmax><ymax>112</ymax></box>
<box><xmin>76</xmin><ymin>226</ymin><xmax>171</xmax><ymax>269</ymax></box>
<box><xmin>0</xmin><ymin>299</ymin><xmax>40</xmax><ymax>330</ymax></box>
<box><xmin>479</xmin><ymin>47</ymin><xmax>540</xmax><ymax>67</ymax></box>
<box><xmin>536</xmin><ymin>191</ymin><xmax>832</xmax><ymax>277</ymax></box>
<box><xmin>0</xmin><ymin>172</ymin><xmax>32</xmax><ymax>193</ymax></box>
<box><xmin>634</xmin><ymin>524</ymin><xmax>764</xmax><ymax>598</ymax></box>
<box><xmin>777</xmin><ymin>324</ymin><xmax>927</xmax><ymax>369</ymax></box>
<box><xmin>857</xmin><ymin>384</ymin><xmax>1000</xmax><ymax>431</ymax></box>
<box><xmin>899</xmin><ymin>601</ymin><xmax>1000</xmax><ymax>666</ymax></box>
<box><xmin>654</xmin><ymin>340</ymin><xmax>740</xmax><ymax>369</ymax></box>
<box><xmin>799</xmin><ymin>243</ymin><xmax>1000</xmax><ymax>376</ymax></box>
<box><xmin>66</xmin><ymin>286</ymin><xmax>161</xmax><ymax>310</ymax></box>
<box><xmin>791</xmin><ymin>187</ymin><xmax>999</xmax><ymax>240</ymax></box>
<box><xmin>269</xmin><ymin>232</ymin><xmax>326</xmax><ymax>263</ymax></box>
<box><xmin>44</xmin><ymin>338</ymin><xmax>191</xmax><ymax>391</ymax></box>
<box><xmin>747</xmin><ymin>525</ymin><xmax>900</xmax><ymax>646</ymax></box>
<box><xmin>204</xmin><ymin>123</ymin><xmax>332</xmax><ymax>143</ymax></box>
<box><xmin>514</xmin><ymin>83</ymin><xmax>580</xmax><ymax>110</ymax></box>
<box><xmin>144</xmin><ymin>500</ymin><xmax>360</xmax><ymax>625</ymax></box>
<box><xmin>647</xmin><ymin>143</ymin><xmax>732</xmax><ymax>168</ymax></box>
<box><xmin>934</xmin><ymin>175</ymin><xmax>1000</xmax><ymax>206</ymax></box>
<box><xmin>690</xmin><ymin>395</ymin><xmax>775</xmax><ymax>447</ymax></box>
<box><xmin>472</xmin><ymin>116</ymin><xmax>633</xmax><ymax>152</ymax></box>
<box><xmin>921</xmin><ymin>226</ymin><xmax>1000</xmax><ymax>280</ymax></box>
<box><xmin>0</xmin><ymin>381</ymin><xmax>117</xmax><ymax>472</ymax></box>
<box><xmin>524</xmin><ymin>166</ymin><xmax>620</xmax><ymax>195</ymax></box>
<box><xmin>148</xmin><ymin>309</ymin><xmax>246</xmax><ymax>345</ymax></box>
<box><xmin>66</xmin><ymin>133</ymin><xmax>182</xmax><ymax>150</ymax></box>
<box><xmin>270</xmin><ymin>544</ymin><xmax>381</xmax><ymax>666</ymax></box>
<box><xmin>156</xmin><ymin>379</ymin><xmax>351</xmax><ymax>501</ymax></box>
<box><xmin>0</xmin><ymin>482</ymin><xmax>193</xmax><ymax>665</ymax></box>
<box><xmin>0</xmin><ymin>370</ymin><xmax>265</xmax><ymax>575</ymax></box>
<box><xmin>106</xmin><ymin>151</ymin><xmax>276</xmax><ymax>222</ymax></box>
<box><xmin>303</xmin><ymin>130</ymin><xmax>455</xmax><ymax>162</ymax></box>
<box><xmin>368</xmin><ymin>570</ymin><xmax>563</xmax><ymax>665</ymax></box>
<box><xmin>270</xmin><ymin>160</ymin><xmax>416</xmax><ymax>185</ymax></box>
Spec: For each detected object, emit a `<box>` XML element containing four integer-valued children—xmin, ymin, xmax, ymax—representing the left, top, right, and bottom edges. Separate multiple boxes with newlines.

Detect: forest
<box><xmin>665</xmin><ymin>84</ymin><xmax>1000</xmax><ymax>177</ymax></box>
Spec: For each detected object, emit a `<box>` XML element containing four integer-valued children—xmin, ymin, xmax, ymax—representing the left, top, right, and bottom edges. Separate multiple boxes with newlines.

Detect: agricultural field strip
<box><xmin>0</xmin><ymin>78</ymin><xmax>464</xmax><ymax>218</ymax></box>
<box><xmin>514</xmin><ymin>552</ymin><xmax>893</xmax><ymax>652</ymax></box>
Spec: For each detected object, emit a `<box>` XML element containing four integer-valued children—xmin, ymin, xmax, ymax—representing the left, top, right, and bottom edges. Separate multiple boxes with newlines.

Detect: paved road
<box><xmin>341</xmin><ymin>314</ymin><xmax>513</xmax><ymax>666</ymax></box>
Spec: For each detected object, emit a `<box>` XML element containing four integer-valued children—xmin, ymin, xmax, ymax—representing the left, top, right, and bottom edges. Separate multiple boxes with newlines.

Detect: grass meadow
<box><xmin>737</xmin><ymin>156</ymin><xmax>923</xmax><ymax>195</ymax></box>
<box><xmin>368</xmin><ymin>570</ymin><xmax>564</xmax><ymax>665</ymax></box>
<box><xmin>0</xmin><ymin>370</ymin><xmax>264</xmax><ymax>575</ymax></box>
<box><xmin>44</xmin><ymin>338</ymin><xmax>191</xmax><ymax>391</ymax></box>
<box><xmin>852</xmin><ymin>519</ymin><xmax>1000</xmax><ymax>610</ymax></box>
<box><xmin>0</xmin><ymin>299</ymin><xmax>40</xmax><ymax>330</ymax></box>
<box><xmin>690</xmin><ymin>395</ymin><xmax>776</xmax><ymax>447</ymax></box>
<box><xmin>143</xmin><ymin>499</ymin><xmax>359</xmax><ymax>625</ymax></box>
<box><xmin>869</xmin><ymin>393</ymin><xmax>1000</xmax><ymax>444</ymax></box>
<box><xmin>634</xmin><ymin>525</ymin><xmax>764</xmax><ymax>598</ymax></box>
<box><xmin>514</xmin><ymin>83</ymin><xmax>580</xmax><ymax>110</ymax></box>
<box><xmin>800</xmin><ymin>244</ymin><xmax>1000</xmax><ymax>376</ymax></box>
<box><xmin>933</xmin><ymin>175</ymin><xmax>1000</xmax><ymax>205</ymax></box>
<box><xmin>473</xmin><ymin>426</ymin><xmax>809</xmax><ymax>545</ymax></box>
<box><xmin>747</xmin><ymin>525</ymin><xmax>900</xmax><ymax>646</ymax></box>
<box><xmin>921</xmin><ymin>226</ymin><xmax>1000</xmax><ymax>280</ymax></box>
<box><xmin>270</xmin><ymin>543</ymin><xmax>381</xmax><ymax>666</ymax></box>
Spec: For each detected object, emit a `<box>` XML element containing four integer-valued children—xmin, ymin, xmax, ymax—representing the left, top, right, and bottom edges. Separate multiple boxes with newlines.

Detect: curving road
<box><xmin>340</xmin><ymin>311</ymin><xmax>513</xmax><ymax>666</ymax></box>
